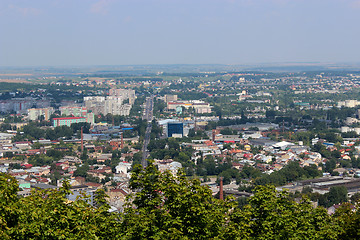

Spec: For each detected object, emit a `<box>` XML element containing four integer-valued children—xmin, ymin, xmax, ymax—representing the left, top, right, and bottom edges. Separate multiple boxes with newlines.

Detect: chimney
<box><xmin>219</xmin><ymin>177</ymin><xmax>224</xmax><ymax>200</ymax></box>
<box><xmin>121</xmin><ymin>131</ymin><xmax>124</xmax><ymax>149</ymax></box>
<box><xmin>81</xmin><ymin>126</ymin><xmax>84</xmax><ymax>152</ymax></box>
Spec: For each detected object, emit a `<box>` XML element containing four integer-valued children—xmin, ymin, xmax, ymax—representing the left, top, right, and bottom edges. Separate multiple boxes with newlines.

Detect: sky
<box><xmin>1</xmin><ymin>0</ymin><xmax>360</xmax><ymax>67</ymax></box>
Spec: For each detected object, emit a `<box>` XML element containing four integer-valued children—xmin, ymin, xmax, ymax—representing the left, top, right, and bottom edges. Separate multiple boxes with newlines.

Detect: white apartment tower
<box><xmin>83</xmin><ymin>89</ymin><xmax>136</xmax><ymax>116</ymax></box>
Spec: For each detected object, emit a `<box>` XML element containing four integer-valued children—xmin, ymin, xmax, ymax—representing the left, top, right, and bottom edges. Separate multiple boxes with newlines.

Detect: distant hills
<box><xmin>1</xmin><ymin>63</ymin><xmax>360</xmax><ymax>79</ymax></box>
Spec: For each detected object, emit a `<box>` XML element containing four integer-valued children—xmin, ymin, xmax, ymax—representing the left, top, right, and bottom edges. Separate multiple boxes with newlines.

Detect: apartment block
<box><xmin>84</xmin><ymin>89</ymin><xmax>136</xmax><ymax>116</ymax></box>
<box><xmin>28</xmin><ymin>107</ymin><xmax>54</xmax><ymax>121</ymax></box>
<box><xmin>60</xmin><ymin>106</ymin><xmax>88</xmax><ymax>117</ymax></box>
<box><xmin>0</xmin><ymin>98</ymin><xmax>51</xmax><ymax>114</ymax></box>
<box><xmin>53</xmin><ymin>117</ymin><xmax>87</xmax><ymax>127</ymax></box>
<box><xmin>84</xmin><ymin>96</ymin><xmax>106</xmax><ymax>115</ymax></box>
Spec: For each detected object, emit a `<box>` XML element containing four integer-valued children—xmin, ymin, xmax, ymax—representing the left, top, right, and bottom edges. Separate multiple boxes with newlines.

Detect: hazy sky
<box><xmin>1</xmin><ymin>0</ymin><xmax>360</xmax><ymax>66</ymax></box>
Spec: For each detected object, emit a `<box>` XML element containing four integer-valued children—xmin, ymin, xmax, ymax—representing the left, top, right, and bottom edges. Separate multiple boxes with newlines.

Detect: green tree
<box><xmin>225</xmin><ymin>185</ymin><xmax>337</xmax><ymax>239</ymax></box>
<box><xmin>122</xmin><ymin>161</ymin><xmax>231</xmax><ymax>239</ymax></box>
<box><xmin>73</xmin><ymin>164</ymin><xmax>89</xmax><ymax>178</ymax></box>
<box><xmin>0</xmin><ymin>173</ymin><xmax>20</xmax><ymax>238</ymax></box>
<box><xmin>0</xmin><ymin>173</ymin><xmax>120</xmax><ymax>239</ymax></box>
<box><xmin>334</xmin><ymin>203</ymin><xmax>360</xmax><ymax>239</ymax></box>
<box><xmin>319</xmin><ymin>186</ymin><xmax>348</xmax><ymax>208</ymax></box>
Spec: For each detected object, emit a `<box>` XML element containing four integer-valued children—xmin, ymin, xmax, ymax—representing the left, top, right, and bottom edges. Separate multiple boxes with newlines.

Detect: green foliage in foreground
<box><xmin>0</xmin><ymin>174</ymin><xmax>120</xmax><ymax>239</ymax></box>
<box><xmin>2</xmin><ymin>163</ymin><xmax>360</xmax><ymax>239</ymax></box>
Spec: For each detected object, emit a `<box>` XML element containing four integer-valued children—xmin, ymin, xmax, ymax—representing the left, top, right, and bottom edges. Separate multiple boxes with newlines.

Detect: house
<box><xmin>26</xmin><ymin>149</ymin><xmax>44</xmax><ymax>155</ymax></box>
<box><xmin>85</xmin><ymin>182</ymin><xmax>102</xmax><ymax>189</ymax></box>
<box><xmin>333</xmin><ymin>168</ymin><xmax>347</xmax><ymax>175</ymax></box>
<box><xmin>14</xmin><ymin>141</ymin><xmax>31</xmax><ymax>149</ymax></box>
<box><xmin>273</xmin><ymin>141</ymin><xmax>295</xmax><ymax>150</ymax></box>
<box><xmin>328</xmin><ymin>204</ymin><xmax>355</xmax><ymax>215</ymax></box>
<box><xmin>155</xmin><ymin>160</ymin><xmax>183</xmax><ymax>175</ymax></box>
<box><xmin>88</xmin><ymin>166</ymin><xmax>112</xmax><ymax>180</ymax></box>
<box><xmin>58</xmin><ymin>156</ymin><xmax>82</xmax><ymax>165</ymax></box>
<box><xmin>71</xmin><ymin>176</ymin><xmax>86</xmax><ymax>186</ymax></box>
<box><xmin>107</xmin><ymin>187</ymin><xmax>129</xmax><ymax>210</ymax></box>
<box><xmin>96</xmin><ymin>153</ymin><xmax>112</xmax><ymax>163</ymax></box>
<box><xmin>232</xmin><ymin>162</ymin><xmax>242</xmax><ymax>170</ymax></box>
<box><xmin>21</xmin><ymin>164</ymin><xmax>33</xmax><ymax>169</ymax></box>
<box><xmin>68</xmin><ymin>185</ymin><xmax>95</xmax><ymax>206</ymax></box>
<box><xmin>115</xmin><ymin>162</ymin><xmax>131</xmax><ymax>176</ymax></box>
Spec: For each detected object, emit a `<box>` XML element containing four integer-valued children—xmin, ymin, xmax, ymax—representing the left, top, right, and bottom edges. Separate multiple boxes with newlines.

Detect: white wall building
<box><xmin>115</xmin><ymin>162</ymin><xmax>132</xmax><ymax>177</ymax></box>
<box><xmin>84</xmin><ymin>89</ymin><xmax>135</xmax><ymax>116</ymax></box>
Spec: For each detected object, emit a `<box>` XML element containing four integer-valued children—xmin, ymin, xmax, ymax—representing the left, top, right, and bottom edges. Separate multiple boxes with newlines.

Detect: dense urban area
<box><xmin>3</xmin><ymin>67</ymin><xmax>360</xmax><ymax>238</ymax></box>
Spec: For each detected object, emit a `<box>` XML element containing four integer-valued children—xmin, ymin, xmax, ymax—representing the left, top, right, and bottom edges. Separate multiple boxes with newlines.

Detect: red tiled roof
<box><xmin>21</xmin><ymin>164</ymin><xmax>33</xmax><ymax>168</ymax></box>
<box><xmin>15</xmin><ymin>141</ymin><xmax>31</xmax><ymax>144</ymax></box>
<box><xmin>110</xmin><ymin>188</ymin><xmax>128</xmax><ymax>195</ymax></box>
<box><xmin>28</xmin><ymin>149</ymin><xmax>40</xmax><ymax>152</ymax></box>
<box><xmin>53</xmin><ymin>117</ymin><xmax>86</xmax><ymax>120</ymax></box>
<box><xmin>75</xmin><ymin>176</ymin><xmax>85</xmax><ymax>181</ymax></box>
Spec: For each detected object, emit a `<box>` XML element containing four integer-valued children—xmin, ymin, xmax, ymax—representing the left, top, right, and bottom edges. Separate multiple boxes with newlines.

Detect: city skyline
<box><xmin>1</xmin><ymin>0</ymin><xmax>360</xmax><ymax>67</ymax></box>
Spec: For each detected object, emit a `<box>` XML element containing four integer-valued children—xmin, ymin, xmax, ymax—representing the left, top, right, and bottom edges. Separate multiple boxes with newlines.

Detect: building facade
<box><xmin>167</xmin><ymin>100</ymin><xmax>211</xmax><ymax>114</ymax></box>
<box><xmin>83</xmin><ymin>89</ymin><xmax>136</xmax><ymax>116</ymax></box>
<box><xmin>167</xmin><ymin>122</ymin><xmax>184</xmax><ymax>137</ymax></box>
<box><xmin>60</xmin><ymin>106</ymin><xmax>88</xmax><ymax>117</ymax></box>
<box><xmin>53</xmin><ymin>117</ymin><xmax>87</xmax><ymax>127</ymax></box>
<box><xmin>28</xmin><ymin>107</ymin><xmax>54</xmax><ymax>121</ymax></box>
<box><xmin>0</xmin><ymin>98</ymin><xmax>50</xmax><ymax>114</ymax></box>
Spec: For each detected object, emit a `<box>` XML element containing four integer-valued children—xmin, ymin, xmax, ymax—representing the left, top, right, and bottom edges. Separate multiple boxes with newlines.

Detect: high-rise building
<box><xmin>109</xmin><ymin>89</ymin><xmax>136</xmax><ymax>104</ymax></box>
<box><xmin>84</xmin><ymin>96</ymin><xmax>105</xmax><ymax>115</ymax></box>
<box><xmin>28</xmin><ymin>107</ymin><xmax>54</xmax><ymax>121</ymax></box>
<box><xmin>84</xmin><ymin>89</ymin><xmax>136</xmax><ymax>116</ymax></box>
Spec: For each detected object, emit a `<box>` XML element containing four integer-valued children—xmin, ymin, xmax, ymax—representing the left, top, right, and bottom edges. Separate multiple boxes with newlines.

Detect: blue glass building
<box><xmin>167</xmin><ymin>122</ymin><xmax>183</xmax><ymax>137</ymax></box>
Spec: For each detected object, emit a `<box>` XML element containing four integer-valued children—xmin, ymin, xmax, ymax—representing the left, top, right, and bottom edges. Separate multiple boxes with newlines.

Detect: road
<box><xmin>141</xmin><ymin>95</ymin><xmax>154</xmax><ymax>168</ymax></box>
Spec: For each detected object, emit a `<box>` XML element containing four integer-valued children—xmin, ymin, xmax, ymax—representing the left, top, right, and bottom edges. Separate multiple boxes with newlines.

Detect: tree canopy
<box><xmin>1</xmin><ymin>163</ymin><xmax>360</xmax><ymax>239</ymax></box>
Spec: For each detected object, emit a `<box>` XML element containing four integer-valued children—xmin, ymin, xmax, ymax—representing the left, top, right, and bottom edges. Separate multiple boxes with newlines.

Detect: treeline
<box><xmin>2</xmin><ymin>163</ymin><xmax>360</xmax><ymax>239</ymax></box>
<box><xmin>253</xmin><ymin>161</ymin><xmax>322</xmax><ymax>186</ymax></box>
<box><xmin>205</xmin><ymin>117</ymin><xmax>250</xmax><ymax>130</ymax></box>
<box><xmin>214</xmin><ymin>161</ymin><xmax>321</xmax><ymax>188</ymax></box>
<box><xmin>95</xmin><ymin>113</ymin><xmax>126</xmax><ymax>125</ymax></box>
<box><xmin>0</xmin><ymin>82</ymin><xmax>95</xmax><ymax>103</ymax></box>
<box><xmin>13</xmin><ymin>122</ymin><xmax>90</xmax><ymax>141</ymax></box>
<box><xmin>0</xmin><ymin>123</ymin><xmax>16</xmax><ymax>132</ymax></box>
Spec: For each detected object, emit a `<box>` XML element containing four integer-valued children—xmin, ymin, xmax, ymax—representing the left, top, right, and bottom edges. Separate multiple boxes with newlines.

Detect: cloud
<box><xmin>90</xmin><ymin>0</ymin><xmax>114</xmax><ymax>15</ymax></box>
<box><xmin>8</xmin><ymin>4</ymin><xmax>41</xmax><ymax>17</ymax></box>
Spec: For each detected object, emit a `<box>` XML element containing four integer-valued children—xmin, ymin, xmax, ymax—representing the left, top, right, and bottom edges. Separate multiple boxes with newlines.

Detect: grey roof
<box><xmin>31</xmin><ymin>183</ymin><xmax>58</xmax><ymax>189</ymax></box>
